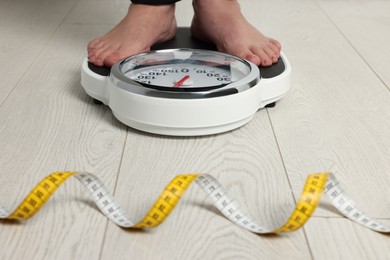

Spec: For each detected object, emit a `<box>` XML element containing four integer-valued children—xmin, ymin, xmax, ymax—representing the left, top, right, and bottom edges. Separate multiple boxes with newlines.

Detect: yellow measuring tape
<box><xmin>0</xmin><ymin>172</ymin><xmax>389</xmax><ymax>234</ymax></box>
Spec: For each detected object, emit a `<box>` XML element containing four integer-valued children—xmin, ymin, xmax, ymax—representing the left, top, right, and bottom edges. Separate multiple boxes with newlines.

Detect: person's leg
<box><xmin>87</xmin><ymin>1</ymin><xmax>177</xmax><ymax>67</ymax></box>
<box><xmin>191</xmin><ymin>0</ymin><xmax>281</xmax><ymax>67</ymax></box>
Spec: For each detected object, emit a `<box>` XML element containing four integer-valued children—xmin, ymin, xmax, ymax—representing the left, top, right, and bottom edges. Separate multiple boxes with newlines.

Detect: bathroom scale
<box><xmin>81</xmin><ymin>28</ymin><xmax>291</xmax><ymax>136</ymax></box>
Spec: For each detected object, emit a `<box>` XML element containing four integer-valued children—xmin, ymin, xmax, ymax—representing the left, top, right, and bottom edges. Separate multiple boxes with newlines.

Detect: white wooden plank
<box><xmin>316</xmin><ymin>0</ymin><xmax>390</xmax><ymax>89</ymax></box>
<box><xmin>265</xmin><ymin>0</ymin><xmax>390</xmax><ymax>218</ymax></box>
<box><xmin>0</xmin><ymin>23</ymin><xmax>127</xmax><ymax>260</ymax></box>
<box><xmin>65</xmin><ymin>0</ymin><xmax>128</xmax><ymax>25</ymax></box>
<box><xmin>305</xmin><ymin>218</ymin><xmax>390</xmax><ymax>260</ymax></box>
<box><xmin>0</xmin><ymin>0</ymin><xmax>79</xmax><ymax>104</ymax></box>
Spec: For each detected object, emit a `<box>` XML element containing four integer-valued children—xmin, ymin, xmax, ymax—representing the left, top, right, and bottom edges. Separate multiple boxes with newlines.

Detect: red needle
<box><xmin>173</xmin><ymin>75</ymin><xmax>190</xmax><ymax>88</ymax></box>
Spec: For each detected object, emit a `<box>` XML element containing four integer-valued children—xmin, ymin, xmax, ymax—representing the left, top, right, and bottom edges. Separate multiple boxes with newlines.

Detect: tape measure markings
<box><xmin>274</xmin><ymin>173</ymin><xmax>328</xmax><ymax>233</ymax></box>
<box><xmin>75</xmin><ymin>172</ymin><xmax>134</xmax><ymax>227</ymax></box>
<box><xmin>1</xmin><ymin>171</ymin><xmax>389</xmax><ymax>234</ymax></box>
<box><xmin>196</xmin><ymin>174</ymin><xmax>269</xmax><ymax>233</ymax></box>
<box><xmin>325</xmin><ymin>174</ymin><xmax>390</xmax><ymax>232</ymax></box>
<box><xmin>7</xmin><ymin>172</ymin><xmax>74</xmax><ymax>220</ymax></box>
<box><xmin>133</xmin><ymin>174</ymin><xmax>199</xmax><ymax>228</ymax></box>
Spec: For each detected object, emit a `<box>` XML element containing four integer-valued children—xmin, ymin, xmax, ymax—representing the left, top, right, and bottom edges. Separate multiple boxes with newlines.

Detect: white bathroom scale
<box><xmin>81</xmin><ymin>28</ymin><xmax>291</xmax><ymax>136</ymax></box>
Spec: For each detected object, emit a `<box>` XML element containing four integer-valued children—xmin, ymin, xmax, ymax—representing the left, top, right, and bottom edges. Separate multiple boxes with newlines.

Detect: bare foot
<box><xmin>87</xmin><ymin>4</ymin><xmax>177</xmax><ymax>67</ymax></box>
<box><xmin>191</xmin><ymin>0</ymin><xmax>281</xmax><ymax>67</ymax></box>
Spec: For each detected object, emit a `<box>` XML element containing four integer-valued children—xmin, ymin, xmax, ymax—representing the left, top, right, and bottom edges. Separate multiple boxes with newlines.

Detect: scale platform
<box><xmin>81</xmin><ymin>28</ymin><xmax>291</xmax><ymax>136</ymax></box>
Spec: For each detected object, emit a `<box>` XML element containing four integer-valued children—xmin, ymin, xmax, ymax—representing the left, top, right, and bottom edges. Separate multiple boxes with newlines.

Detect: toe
<box><xmin>234</xmin><ymin>48</ymin><xmax>261</xmax><ymax>66</ymax></box>
<box><xmin>89</xmin><ymin>45</ymin><xmax>113</xmax><ymax>67</ymax></box>
<box><xmin>251</xmin><ymin>48</ymin><xmax>272</xmax><ymax>67</ymax></box>
<box><xmin>268</xmin><ymin>42</ymin><xmax>281</xmax><ymax>62</ymax></box>
<box><xmin>265</xmin><ymin>45</ymin><xmax>279</xmax><ymax>63</ymax></box>
<box><xmin>88</xmin><ymin>52</ymin><xmax>102</xmax><ymax>66</ymax></box>
<box><xmin>244</xmin><ymin>53</ymin><xmax>261</xmax><ymax>66</ymax></box>
<box><xmin>270</xmin><ymin>38</ymin><xmax>282</xmax><ymax>52</ymax></box>
<box><xmin>88</xmin><ymin>41</ymin><xmax>111</xmax><ymax>66</ymax></box>
<box><xmin>88</xmin><ymin>54</ymin><xmax>104</xmax><ymax>67</ymax></box>
<box><xmin>261</xmin><ymin>58</ymin><xmax>273</xmax><ymax>67</ymax></box>
<box><xmin>97</xmin><ymin>46</ymin><xmax>122</xmax><ymax>67</ymax></box>
<box><xmin>87</xmin><ymin>38</ymin><xmax>102</xmax><ymax>52</ymax></box>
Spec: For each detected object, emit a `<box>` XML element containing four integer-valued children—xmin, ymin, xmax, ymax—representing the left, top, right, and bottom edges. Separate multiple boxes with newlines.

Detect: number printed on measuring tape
<box><xmin>0</xmin><ymin>172</ymin><xmax>389</xmax><ymax>234</ymax></box>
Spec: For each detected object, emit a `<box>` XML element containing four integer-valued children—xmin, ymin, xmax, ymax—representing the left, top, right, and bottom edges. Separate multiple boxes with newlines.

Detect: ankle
<box><xmin>130</xmin><ymin>2</ymin><xmax>176</xmax><ymax>16</ymax></box>
<box><xmin>126</xmin><ymin>3</ymin><xmax>177</xmax><ymax>32</ymax></box>
<box><xmin>193</xmin><ymin>0</ymin><xmax>240</xmax><ymax>11</ymax></box>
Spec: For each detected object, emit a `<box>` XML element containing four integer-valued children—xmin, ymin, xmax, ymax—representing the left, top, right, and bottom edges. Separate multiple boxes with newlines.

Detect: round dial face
<box><xmin>129</xmin><ymin>63</ymin><xmax>232</xmax><ymax>89</ymax></box>
<box><xmin>115</xmin><ymin>49</ymin><xmax>256</xmax><ymax>93</ymax></box>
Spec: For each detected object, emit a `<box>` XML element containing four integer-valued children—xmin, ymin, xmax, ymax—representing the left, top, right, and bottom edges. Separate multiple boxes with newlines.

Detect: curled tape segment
<box><xmin>0</xmin><ymin>172</ymin><xmax>389</xmax><ymax>234</ymax></box>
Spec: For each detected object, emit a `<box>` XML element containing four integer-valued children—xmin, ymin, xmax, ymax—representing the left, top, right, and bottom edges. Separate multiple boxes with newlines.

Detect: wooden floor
<box><xmin>1</xmin><ymin>0</ymin><xmax>389</xmax><ymax>259</ymax></box>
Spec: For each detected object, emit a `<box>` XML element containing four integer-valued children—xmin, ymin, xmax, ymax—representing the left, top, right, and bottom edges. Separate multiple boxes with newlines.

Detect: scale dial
<box><xmin>110</xmin><ymin>49</ymin><xmax>260</xmax><ymax>97</ymax></box>
<box><xmin>128</xmin><ymin>64</ymin><xmax>231</xmax><ymax>88</ymax></box>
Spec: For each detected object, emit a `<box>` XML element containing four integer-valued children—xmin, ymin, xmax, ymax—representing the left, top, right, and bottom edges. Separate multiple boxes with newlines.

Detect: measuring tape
<box><xmin>0</xmin><ymin>172</ymin><xmax>389</xmax><ymax>234</ymax></box>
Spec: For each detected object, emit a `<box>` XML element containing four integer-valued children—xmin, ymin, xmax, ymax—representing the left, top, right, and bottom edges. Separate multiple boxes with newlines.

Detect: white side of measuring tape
<box><xmin>0</xmin><ymin>172</ymin><xmax>389</xmax><ymax>234</ymax></box>
<box><xmin>324</xmin><ymin>175</ymin><xmax>389</xmax><ymax>232</ymax></box>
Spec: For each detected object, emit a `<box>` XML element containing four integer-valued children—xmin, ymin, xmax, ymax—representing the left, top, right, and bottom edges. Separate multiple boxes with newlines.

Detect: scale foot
<box><xmin>93</xmin><ymin>99</ymin><xmax>103</xmax><ymax>105</ymax></box>
<box><xmin>265</xmin><ymin>102</ymin><xmax>276</xmax><ymax>108</ymax></box>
